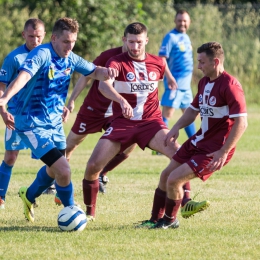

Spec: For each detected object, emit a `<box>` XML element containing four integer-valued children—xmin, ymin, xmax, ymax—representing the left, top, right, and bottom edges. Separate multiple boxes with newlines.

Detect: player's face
<box><xmin>197</xmin><ymin>52</ymin><xmax>217</xmax><ymax>79</ymax></box>
<box><xmin>174</xmin><ymin>13</ymin><xmax>190</xmax><ymax>33</ymax></box>
<box><xmin>22</xmin><ymin>25</ymin><xmax>46</xmax><ymax>50</ymax></box>
<box><xmin>123</xmin><ymin>32</ymin><xmax>148</xmax><ymax>60</ymax></box>
<box><xmin>51</xmin><ymin>30</ymin><xmax>77</xmax><ymax>58</ymax></box>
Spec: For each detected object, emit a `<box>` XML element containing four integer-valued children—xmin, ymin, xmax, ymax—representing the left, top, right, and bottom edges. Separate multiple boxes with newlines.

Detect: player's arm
<box><xmin>67</xmin><ymin>75</ymin><xmax>92</xmax><ymax>113</ymax></box>
<box><xmin>0</xmin><ymin>70</ymin><xmax>31</xmax><ymax>107</ymax></box>
<box><xmin>164</xmin><ymin>107</ymin><xmax>199</xmax><ymax>145</ymax></box>
<box><xmin>0</xmin><ymin>82</ymin><xmax>15</xmax><ymax>129</ymax></box>
<box><xmin>162</xmin><ymin>57</ymin><xmax>178</xmax><ymax>90</ymax></box>
<box><xmin>98</xmin><ymin>79</ymin><xmax>133</xmax><ymax>119</ymax></box>
<box><xmin>206</xmin><ymin>116</ymin><xmax>248</xmax><ymax>171</ymax></box>
<box><xmin>87</xmin><ymin>66</ymin><xmax>118</xmax><ymax>82</ymax></box>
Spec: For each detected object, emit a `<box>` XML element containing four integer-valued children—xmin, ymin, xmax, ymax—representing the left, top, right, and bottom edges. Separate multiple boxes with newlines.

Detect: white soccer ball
<box><xmin>57</xmin><ymin>205</ymin><xmax>87</xmax><ymax>231</ymax></box>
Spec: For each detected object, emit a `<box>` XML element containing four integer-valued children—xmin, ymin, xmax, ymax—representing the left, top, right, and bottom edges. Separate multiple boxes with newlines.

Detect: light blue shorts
<box><xmin>161</xmin><ymin>73</ymin><xmax>193</xmax><ymax>109</ymax></box>
<box><xmin>5</xmin><ymin>128</ymin><xmax>28</xmax><ymax>151</ymax></box>
<box><xmin>16</xmin><ymin>124</ymin><xmax>66</xmax><ymax>159</ymax></box>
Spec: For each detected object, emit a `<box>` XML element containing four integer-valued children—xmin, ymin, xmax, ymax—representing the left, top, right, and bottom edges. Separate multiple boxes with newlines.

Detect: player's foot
<box><xmin>86</xmin><ymin>215</ymin><xmax>95</xmax><ymax>222</ymax></box>
<box><xmin>18</xmin><ymin>187</ymin><xmax>34</xmax><ymax>222</ymax></box>
<box><xmin>135</xmin><ymin>219</ymin><xmax>159</xmax><ymax>229</ymax></box>
<box><xmin>54</xmin><ymin>193</ymin><xmax>81</xmax><ymax>208</ymax></box>
<box><xmin>33</xmin><ymin>201</ymin><xmax>39</xmax><ymax>208</ymax></box>
<box><xmin>42</xmin><ymin>184</ymin><xmax>56</xmax><ymax>195</ymax></box>
<box><xmin>0</xmin><ymin>197</ymin><xmax>5</xmax><ymax>210</ymax></box>
<box><xmin>181</xmin><ymin>200</ymin><xmax>210</xmax><ymax>219</ymax></box>
<box><xmin>99</xmin><ymin>175</ymin><xmax>109</xmax><ymax>194</ymax></box>
<box><xmin>151</xmin><ymin>218</ymin><xmax>179</xmax><ymax>229</ymax></box>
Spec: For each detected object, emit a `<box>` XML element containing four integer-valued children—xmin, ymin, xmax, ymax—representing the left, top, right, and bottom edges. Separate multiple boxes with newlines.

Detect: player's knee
<box><xmin>4</xmin><ymin>151</ymin><xmax>18</xmax><ymax>166</ymax></box>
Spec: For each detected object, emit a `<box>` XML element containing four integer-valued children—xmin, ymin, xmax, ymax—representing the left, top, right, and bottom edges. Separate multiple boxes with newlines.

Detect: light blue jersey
<box><xmin>159</xmin><ymin>29</ymin><xmax>193</xmax><ymax>90</ymax></box>
<box><xmin>15</xmin><ymin>42</ymin><xmax>96</xmax><ymax>131</ymax></box>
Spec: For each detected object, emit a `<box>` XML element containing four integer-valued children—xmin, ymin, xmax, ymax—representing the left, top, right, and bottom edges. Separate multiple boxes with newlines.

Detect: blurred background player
<box><xmin>0</xmin><ymin>17</ymin><xmax>118</xmax><ymax>222</ymax></box>
<box><xmin>159</xmin><ymin>9</ymin><xmax>196</xmax><ymax>138</ymax></box>
<box><xmin>0</xmin><ymin>19</ymin><xmax>46</xmax><ymax>210</ymax></box>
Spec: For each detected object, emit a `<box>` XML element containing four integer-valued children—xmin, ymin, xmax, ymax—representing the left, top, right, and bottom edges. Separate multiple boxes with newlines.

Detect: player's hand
<box><xmin>104</xmin><ymin>67</ymin><xmax>119</xmax><ymax>80</ymax></box>
<box><xmin>206</xmin><ymin>149</ymin><xmax>228</xmax><ymax>172</ymax></box>
<box><xmin>120</xmin><ymin>98</ymin><xmax>133</xmax><ymax>119</ymax></box>
<box><xmin>62</xmin><ymin>106</ymin><xmax>70</xmax><ymax>123</ymax></box>
<box><xmin>164</xmin><ymin>126</ymin><xmax>180</xmax><ymax>147</ymax></box>
<box><xmin>67</xmin><ymin>101</ymin><xmax>75</xmax><ymax>113</ymax></box>
<box><xmin>167</xmin><ymin>77</ymin><xmax>178</xmax><ymax>90</ymax></box>
<box><xmin>0</xmin><ymin>111</ymin><xmax>15</xmax><ymax>130</ymax></box>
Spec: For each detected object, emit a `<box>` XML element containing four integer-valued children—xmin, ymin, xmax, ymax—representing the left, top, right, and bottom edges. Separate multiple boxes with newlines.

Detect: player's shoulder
<box><xmin>5</xmin><ymin>44</ymin><xmax>28</xmax><ymax>59</ymax></box>
<box><xmin>146</xmin><ymin>53</ymin><xmax>164</xmax><ymax>63</ymax></box>
<box><xmin>100</xmin><ymin>47</ymin><xmax>122</xmax><ymax>58</ymax></box>
<box><xmin>222</xmin><ymin>71</ymin><xmax>242</xmax><ymax>88</ymax></box>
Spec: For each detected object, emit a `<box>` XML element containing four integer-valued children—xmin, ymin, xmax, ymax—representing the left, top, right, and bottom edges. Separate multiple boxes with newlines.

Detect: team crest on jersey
<box><xmin>199</xmin><ymin>94</ymin><xmax>203</xmax><ymax>103</ymax></box>
<box><xmin>209</xmin><ymin>96</ymin><xmax>216</xmax><ymax>106</ymax></box>
<box><xmin>0</xmin><ymin>69</ymin><xmax>7</xmax><ymax>76</ymax></box>
<box><xmin>64</xmin><ymin>68</ymin><xmax>71</xmax><ymax>76</ymax></box>
<box><xmin>24</xmin><ymin>59</ymin><xmax>33</xmax><ymax>68</ymax></box>
<box><xmin>126</xmin><ymin>72</ymin><xmax>135</xmax><ymax>81</ymax></box>
<box><xmin>149</xmin><ymin>71</ymin><xmax>157</xmax><ymax>80</ymax></box>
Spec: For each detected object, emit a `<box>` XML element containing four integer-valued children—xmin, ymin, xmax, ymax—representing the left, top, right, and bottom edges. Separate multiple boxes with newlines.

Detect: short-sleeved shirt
<box><xmin>14</xmin><ymin>42</ymin><xmax>96</xmax><ymax>131</ymax></box>
<box><xmin>79</xmin><ymin>46</ymin><xmax>123</xmax><ymax>117</ymax></box>
<box><xmin>158</xmin><ymin>29</ymin><xmax>193</xmax><ymax>90</ymax></box>
<box><xmin>0</xmin><ymin>44</ymin><xmax>30</xmax><ymax>114</ymax></box>
<box><xmin>107</xmin><ymin>52</ymin><xmax>165</xmax><ymax>120</ymax></box>
<box><xmin>189</xmin><ymin>71</ymin><xmax>247</xmax><ymax>152</ymax></box>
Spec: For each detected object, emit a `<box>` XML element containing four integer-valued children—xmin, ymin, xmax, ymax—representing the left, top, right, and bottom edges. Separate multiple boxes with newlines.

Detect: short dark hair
<box><xmin>124</xmin><ymin>22</ymin><xmax>147</xmax><ymax>37</ymax></box>
<box><xmin>197</xmin><ymin>42</ymin><xmax>225</xmax><ymax>62</ymax></box>
<box><xmin>24</xmin><ymin>18</ymin><xmax>45</xmax><ymax>30</ymax></box>
<box><xmin>175</xmin><ymin>9</ymin><xmax>190</xmax><ymax>18</ymax></box>
<box><xmin>52</xmin><ymin>17</ymin><xmax>79</xmax><ymax>36</ymax></box>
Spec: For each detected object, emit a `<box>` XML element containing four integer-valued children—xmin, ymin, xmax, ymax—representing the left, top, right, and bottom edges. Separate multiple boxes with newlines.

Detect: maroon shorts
<box><xmin>173</xmin><ymin>139</ymin><xmax>235</xmax><ymax>181</ymax></box>
<box><xmin>101</xmin><ymin>117</ymin><xmax>168</xmax><ymax>153</ymax></box>
<box><xmin>71</xmin><ymin>110</ymin><xmax>112</xmax><ymax>135</ymax></box>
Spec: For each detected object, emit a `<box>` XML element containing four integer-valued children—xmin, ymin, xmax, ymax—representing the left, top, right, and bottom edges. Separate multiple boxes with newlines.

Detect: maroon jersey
<box><xmin>81</xmin><ymin>47</ymin><xmax>123</xmax><ymax>117</ymax></box>
<box><xmin>107</xmin><ymin>52</ymin><xmax>165</xmax><ymax>120</ymax></box>
<box><xmin>189</xmin><ymin>71</ymin><xmax>247</xmax><ymax>152</ymax></box>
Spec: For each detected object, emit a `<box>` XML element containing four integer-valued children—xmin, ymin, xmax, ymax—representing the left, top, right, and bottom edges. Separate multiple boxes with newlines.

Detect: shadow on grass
<box><xmin>0</xmin><ymin>226</ymin><xmax>61</xmax><ymax>232</ymax></box>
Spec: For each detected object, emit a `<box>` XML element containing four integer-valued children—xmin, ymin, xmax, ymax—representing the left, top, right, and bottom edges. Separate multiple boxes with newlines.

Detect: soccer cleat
<box><xmin>0</xmin><ymin>197</ymin><xmax>5</xmax><ymax>210</ymax></box>
<box><xmin>86</xmin><ymin>215</ymin><xmax>95</xmax><ymax>222</ymax></box>
<box><xmin>99</xmin><ymin>175</ymin><xmax>109</xmax><ymax>193</ymax></box>
<box><xmin>181</xmin><ymin>200</ymin><xmax>210</xmax><ymax>219</ymax></box>
<box><xmin>152</xmin><ymin>150</ymin><xmax>162</xmax><ymax>155</ymax></box>
<box><xmin>33</xmin><ymin>201</ymin><xmax>39</xmax><ymax>208</ymax></box>
<box><xmin>42</xmin><ymin>184</ymin><xmax>56</xmax><ymax>195</ymax></box>
<box><xmin>135</xmin><ymin>219</ymin><xmax>159</xmax><ymax>229</ymax></box>
<box><xmin>54</xmin><ymin>193</ymin><xmax>81</xmax><ymax>208</ymax></box>
<box><xmin>18</xmin><ymin>187</ymin><xmax>34</xmax><ymax>222</ymax></box>
<box><xmin>152</xmin><ymin>218</ymin><xmax>180</xmax><ymax>229</ymax></box>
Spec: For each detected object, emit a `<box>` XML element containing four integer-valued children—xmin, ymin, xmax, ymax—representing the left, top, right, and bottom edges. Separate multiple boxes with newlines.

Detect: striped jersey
<box><xmin>158</xmin><ymin>28</ymin><xmax>193</xmax><ymax>89</ymax></box>
<box><xmin>190</xmin><ymin>71</ymin><xmax>247</xmax><ymax>152</ymax></box>
<box><xmin>0</xmin><ymin>44</ymin><xmax>30</xmax><ymax>114</ymax></box>
<box><xmin>107</xmin><ymin>52</ymin><xmax>165</xmax><ymax>120</ymax></box>
<box><xmin>14</xmin><ymin>42</ymin><xmax>96</xmax><ymax>130</ymax></box>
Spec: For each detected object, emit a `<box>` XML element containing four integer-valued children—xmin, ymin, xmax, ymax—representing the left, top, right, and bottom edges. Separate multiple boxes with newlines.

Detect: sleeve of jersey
<box><xmin>225</xmin><ymin>83</ymin><xmax>247</xmax><ymax>118</ymax></box>
<box><xmin>158</xmin><ymin>33</ymin><xmax>172</xmax><ymax>58</ymax></box>
<box><xmin>74</xmin><ymin>55</ymin><xmax>96</xmax><ymax>76</ymax></box>
<box><xmin>0</xmin><ymin>55</ymin><xmax>16</xmax><ymax>85</ymax></box>
<box><xmin>19</xmin><ymin>48</ymin><xmax>46</xmax><ymax>77</ymax></box>
<box><xmin>190</xmin><ymin>92</ymin><xmax>200</xmax><ymax>111</ymax></box>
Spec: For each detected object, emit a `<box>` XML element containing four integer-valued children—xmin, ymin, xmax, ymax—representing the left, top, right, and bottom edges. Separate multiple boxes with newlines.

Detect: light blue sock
<box><xmin>55</xmin><ymin>182</ymin><xmax>74</xmax><ymax>207</ymax></box>
<box><xmin>163</xmin><ymin>117</ymin><xmax>169</xmax><ymax>127</ymax></box>
<box><xmin>0</xmin><ymin>161</ymin><xmax>13</xmax><ymax>200</ymax></box>
<box><xmin>26</xmin><ymin>165</ymin><xmax>54</xmax><ymax>203</ymax></box>
<box><xmin>184</xmin><ymin>122</ymin><xmax>196</xmax><ymax>138</ymax></box>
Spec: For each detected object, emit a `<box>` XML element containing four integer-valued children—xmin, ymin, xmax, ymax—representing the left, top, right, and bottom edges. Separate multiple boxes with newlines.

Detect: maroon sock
<box><xmin>182</xmin><ymin>181</ymin><xmax>191</xmax><ymax>207</ymax></box>
<box><xmin>82</xmin><ymin>179</ymin><xmax>99</xmax><ymax>217</ymax></box>
<box><xmin>100</xmin><ymin>153</ymin><xmax>129</xmax><ymax>176</ymax></box>
<box><xmin>150</xmin><ymin>187</ymin><xmax>167</xmax><ymax>222</ymax></box>
<box><xmin>164</xmin><ymin>198</ymin><xmax>182</xmax><ymax>223</ymax></box>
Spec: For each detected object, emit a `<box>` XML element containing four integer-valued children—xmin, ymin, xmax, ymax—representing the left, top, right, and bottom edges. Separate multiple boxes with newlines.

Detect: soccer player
<box><xmin>0</xmin><ymin>17</ymin><xmax>118</xmax><ymax>222</ymax></box>
<box><xmin>139</xmin><ymin>42</ymin><xmax>248</xmax><ymax>229</ymax></box>
<box><xmin>65</xmin><ymin>40</ymin><xmax>177</xmax><ymax>194</ymax></box>
<box><xmin>159</xmin><ymin>9</ymin><xmax>196</xmax><ymax>138</ymax></box>
<box><xmin>0</xmin><ymin>19</ymin><xmax>46</xmax><ymax>210</ymax></box>
<box><xmin>82</xmin><ymin>22</ymin><xmax>205</xmax><ymax>222</ymax></box>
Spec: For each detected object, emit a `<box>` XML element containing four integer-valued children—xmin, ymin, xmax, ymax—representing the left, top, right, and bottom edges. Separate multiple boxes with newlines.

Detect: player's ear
<box><xmin>22</xmin><ymin>31</ymin><xmax>25</xmax><ymax>39</ymax></box>
<box><xmin>145</xmin><ymin>37</ymin><xmax>149</xmax><ymax>45</ymax></box>
<box><xmin>122</xmin><ymin>36</ymin><xmax>126</xmax><ymax>43</ymax></box>
<box><xmin>214</xmin><ymin>58</ymin><xmax>220</xmax><ymax>66</ymax></box>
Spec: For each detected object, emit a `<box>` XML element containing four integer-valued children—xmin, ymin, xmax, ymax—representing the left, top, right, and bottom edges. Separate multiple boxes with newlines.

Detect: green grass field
<box><xmin>0</xmin><ymin>106</ymin><xmax>259</xmax><ymax>260</ymax></box>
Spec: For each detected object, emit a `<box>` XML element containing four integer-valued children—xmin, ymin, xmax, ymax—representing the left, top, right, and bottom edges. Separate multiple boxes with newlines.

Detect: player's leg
<box><xmin>83</xmin><ymin>139</ymin><xmax>121</xmax><ymax>220</ymax></box>
<box><xmin>66</xmin><ymin>130</ymin><xmax>88</xmax><ymax>162</ymax></box>
<box><xmin>98</xmin><ymin>143</ymin><xmax>137</xmax><ymax>193</ymax></box>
